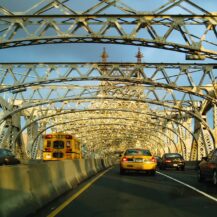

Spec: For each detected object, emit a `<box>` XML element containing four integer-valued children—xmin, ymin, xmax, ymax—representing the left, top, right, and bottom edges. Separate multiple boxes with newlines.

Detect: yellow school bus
<box><xmin>43</xmin><ymin>133</ymin><xmax>81</xmax><ymax>160</ymax></box>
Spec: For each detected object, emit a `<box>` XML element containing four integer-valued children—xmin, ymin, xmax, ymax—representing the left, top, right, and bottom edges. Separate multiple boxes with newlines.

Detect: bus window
<box><xmin>53</xmin><ymin>141</ymin><xmax>64</xmax><ymax>149</ymax></box>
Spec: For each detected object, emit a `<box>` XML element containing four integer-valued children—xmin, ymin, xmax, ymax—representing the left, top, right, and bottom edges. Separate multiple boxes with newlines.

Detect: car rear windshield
<box><xmin>125</xmin><ymin>149</ymin><xmax>151</xmax><ymax>156</ymax></box>
<box><xmin>165</xmin><ymin>153</ymin><xmax>183</xmax><ymax>159</ymax></box>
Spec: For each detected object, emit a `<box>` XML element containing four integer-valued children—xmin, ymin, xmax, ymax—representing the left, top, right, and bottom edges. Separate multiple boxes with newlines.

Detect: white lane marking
<box><xmin>157</xmin><ymin>171</ymin><xmax>217</xmax><ymax>203</ymax></box>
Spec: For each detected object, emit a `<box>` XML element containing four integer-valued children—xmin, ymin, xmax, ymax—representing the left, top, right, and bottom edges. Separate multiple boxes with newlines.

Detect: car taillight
<box><xmin>122</xmin><ymin>157</ymin><xmax>128</xmax><ymax>162</ymax></box>
<box><xmin>165</xmin><ymin>159</ymin><xmax>172</xmax><ymax>163</ymax></box>
<box><xmin>207</xmin><ymin>163</ymin><xmax>216</xmax><ymax>169</ymax></box>
<box><xmin>151</xmin><ymin>157</ymin><xmax>156</xmax><ymax>162</ymax></box>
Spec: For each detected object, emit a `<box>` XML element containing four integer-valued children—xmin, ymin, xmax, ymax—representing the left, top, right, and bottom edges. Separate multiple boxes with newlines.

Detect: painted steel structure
<box><xmin>0</xmin><ymin>0</ymin><xmax>217</xmax><ymax>160</ymax></box>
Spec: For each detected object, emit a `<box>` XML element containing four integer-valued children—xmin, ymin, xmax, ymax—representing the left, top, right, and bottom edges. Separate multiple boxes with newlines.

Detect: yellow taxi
<box><xmin>120</xmin><ymin>148</ymin><xmax>157</xmax><ymax>175</ymax></box>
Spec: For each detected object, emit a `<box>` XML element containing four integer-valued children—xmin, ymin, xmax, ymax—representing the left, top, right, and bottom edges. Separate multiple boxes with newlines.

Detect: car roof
<box><xmin>0</xmin><ymin>148</ymin><xmax>12</xmax><ymax>152</ymax></box>
<box><xmin>124</xmin><ymin>149</ymin><xmax>151</xmax><ymax>153</ymax></box>
<box><xmin>163</xmin><ymin>153</ymin><xmax>182</xmax><ymax>156</ymax></box>
<box><xmin>125</xmin><ymin>148</ymin><xmax>150</xmax><ymax>151</ymax></box>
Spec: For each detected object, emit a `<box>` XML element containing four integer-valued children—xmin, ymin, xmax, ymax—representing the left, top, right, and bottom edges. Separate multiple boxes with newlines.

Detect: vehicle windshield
<box><xmin>0</xmin><ymin>151</ymin><xmax>5</xmax><ymax>157</ymax></box>
<box><xmin>165</xmin><ymin>153</ymin><xmax>183</xmax><ymax>159</ymax></box>
<box><xmin>0</xmin><ymin>149</ymin><xmax>13</xmax><ymax>157</ymax></box>
<box><xmin>125</xmin><ymin>149</ymin><xmax>151</xmax><ymax>156</ymax></box>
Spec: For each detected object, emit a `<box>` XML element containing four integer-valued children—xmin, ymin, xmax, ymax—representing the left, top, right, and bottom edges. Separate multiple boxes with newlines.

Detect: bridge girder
<box><xmin>0</xmin><ymin>63</ymin><xmax>216</xmax><ymax>160</ymax></box>
<box><xmin>0</xmin><ymin>14</ymin><xmax>216</xmax><ymax>58</ymax></box>
<box><xmin>30</xmin><ymin>119</ymin><xmax>186</xmax><ymax>158</ymax></box>
<box><xmin>20</xmin><ymin>109</ymin><xmax>197</xmax><ymax>159</ymax></box>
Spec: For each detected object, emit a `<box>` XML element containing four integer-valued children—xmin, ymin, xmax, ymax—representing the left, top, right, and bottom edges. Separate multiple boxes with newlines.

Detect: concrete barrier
<box><xmin>0</xmin><ymin>158</ymin><xmax>114</xmax><ymax>217</ymax></box>
<box><xmin>0</xmin><ymin>165</ymin><xmax>38</xmax><ymax>217</ymax></box>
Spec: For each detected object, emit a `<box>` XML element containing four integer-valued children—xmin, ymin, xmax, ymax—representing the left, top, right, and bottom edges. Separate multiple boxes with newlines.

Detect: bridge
<box><xmin>0</xmin><ymin>1</ymin><xmax>217</xmax><ymax>217</ymax></box>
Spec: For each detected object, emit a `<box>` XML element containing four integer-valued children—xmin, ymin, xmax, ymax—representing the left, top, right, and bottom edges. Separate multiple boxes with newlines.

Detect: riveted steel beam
<box><xmin>28</xmin><ymin>118</ymin><xmax>186</xmax><ymax>159</ymax></box>
<box><xmin>0</xmin><ymin>14</ymin><xmax>217</xmax><ymax>58</ymax></box>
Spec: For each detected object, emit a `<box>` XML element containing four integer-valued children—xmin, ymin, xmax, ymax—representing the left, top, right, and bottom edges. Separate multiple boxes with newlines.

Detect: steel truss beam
<box><xmin>0</xmin><ymin>62</ymin><xmax>215</xmax><ymax>158</ymax></box>
<box><xmin>0</xmin><ymin>14</ymin><xmax>217</xmax><ymax>58</ymax></box>
<box><xmin>2</xmin><ymin>95</ymin><xmax>215</xmax><ymax>154</ymax></box>
<box><xmin>0</xmin><ymin>0</ymin><xmax>214</xmax><ymax>17</ymax></box>
<box><xmin>77</xmin><ymin>135</ymin><xmax>167</xmax><ymax>158</ymax></box>
<box><xmin>77</xmin><ymin>131</ymin><xmax>172</xmax><ymax>156</ymax></box>
<box><xmin>15</xmin><ymin>109</ymin><xmax>197</xmax><ymax>147</ymax></box>
<box><xmin>29</xmin><ymin>118</ymin><xmax>186</xmax><ymax>158</ymax></box>
<box><xmin>16</xmin><ymin>107</ymin><xmax>197</xmax><ymax>159</ymax></box>
<box><xmin>1</xmin><ymin>63</ymin><xmax>216</xmax><ymax>105</ymax></box>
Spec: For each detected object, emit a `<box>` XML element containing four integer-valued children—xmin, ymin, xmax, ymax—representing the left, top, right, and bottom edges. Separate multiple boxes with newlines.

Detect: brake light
<box><xmin>207</xmin><ymin>163</ymin><xmax>216</xmax><ymax>169</ymax></box>
<box><xmin>45</xmin><ymin>134</ymin><xmax>53</xmax><ymax>139</ymax></box>
<box><xmin>151</xmin><ymin>157</ymin><xmax>156</xmax><ymax>162</ymax></box>
<box><xmin>66</xmin><ymin>148</ymin><xmax>72</xmax><ymax>153</ymax></box>
<box><xmin>122</xmin><ymin>157</ymin><xmax>128</xmax><ymax>162</ymax></box>
<box><xmin>65</xmin><ymin>135</ymin><xmax>72</xmax><ymax>139</ymax></box>
<box><xmin>165</xmin><ymin>159</ymin><xmax>172</xmax><ymax>163</ymax></box>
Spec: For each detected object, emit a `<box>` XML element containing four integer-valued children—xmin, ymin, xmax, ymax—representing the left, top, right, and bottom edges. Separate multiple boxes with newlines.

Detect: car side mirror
<box><xmin>202</xmin><ymin>156</ymin><xmax>208</xmax><ymax>161</ymax></box>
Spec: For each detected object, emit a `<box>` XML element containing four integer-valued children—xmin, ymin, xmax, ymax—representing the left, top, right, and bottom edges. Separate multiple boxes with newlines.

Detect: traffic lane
<box><xmin>158</xmin><ymin>168</ymin><xmax>217</xmax><ymax>198</ymax></box>
<box><xmin>54</xmin><ymin>166</ymin><xmax>216</xmax><ymax>217</ymax></box>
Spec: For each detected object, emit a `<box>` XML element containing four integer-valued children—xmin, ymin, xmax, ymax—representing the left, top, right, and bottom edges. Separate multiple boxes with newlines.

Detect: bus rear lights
<box><xmin>66</xmin><ymin>148</ymin><xmax>72</xmax><ymax>153</ymax></box>
<box><xmin>45</xmin><ymin>134</ymin><xmax>53</xmax><ymax>139</ymax></box>
<box><xmin>45</xmin><ymin>147</ymin><xmax>52</xmax><ymax>152</ymax></box>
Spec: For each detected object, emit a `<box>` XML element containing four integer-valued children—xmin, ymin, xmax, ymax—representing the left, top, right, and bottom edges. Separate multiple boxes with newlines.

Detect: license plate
<box><xmin>135</xmin><ymin>159</ymin><xmax>143</xmax><ymax>162</ymax></box>
<box><xmin>127</xmin><ymin>165</ymin><xmax>133</xmax><ymax>168</ymax></box>
<box><xmin>173</xmin><ymin>164</ymin><xmax>178</xmax><ymax>166</ymax></box>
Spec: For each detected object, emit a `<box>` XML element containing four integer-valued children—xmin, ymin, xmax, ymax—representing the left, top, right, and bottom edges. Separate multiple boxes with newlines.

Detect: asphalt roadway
<box><xmin>34</xmin><ymin>166</ymin><xmax>217</xmax><ymax>217</ymax></box>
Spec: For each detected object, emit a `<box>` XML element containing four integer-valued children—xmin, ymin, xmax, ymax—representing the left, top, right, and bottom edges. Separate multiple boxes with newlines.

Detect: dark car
<box><xmin>154</xmin><ymin>156</ymin><xmax>162</xmax><ymax>168</ymax></box>
<box><xmin>160</xmin><ymin>153</ymin><xmax>185</xmax><ymax>170</ymax></box>
<box><xmin>198</xmin><ymin>148</ymin><xmax>217</xmax><ymax>185</ymax></box>
<box><xmin>0</xmin><ymin>148</ymin><xmax>20</xmax><ymax>166</ymax></box>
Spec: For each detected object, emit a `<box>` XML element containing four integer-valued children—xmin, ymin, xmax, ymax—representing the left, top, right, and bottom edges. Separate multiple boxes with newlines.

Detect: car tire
<box><xmin>181</xmin><ymin>166</ymin><xmax>185</xmax><ymax>171</ymax></box>
<box><xmin>212</xmin><ymin>170</ymin><xmax>217</xmax><ymax>185</ymax></box>
<box><xmin>120</xmin><ymin>168</ymin><xmax>125</xmax><ymax>175</ymax></box>
<box><xmin>161</xmin><ymin>165</ymin><xmax>165</xmax><ymax>170</ymax></box>
<box><xmin>198</xmin><ymin>169</ymin><xmax>204</xmax><ymax>182</ymax></box>
<box><xmin>176</xmin><ymin>167</ymin><xmax>179</xmax><ymax>171</ymax></box>
<box><xmin>150</xmin><ymin>170</ymin><xmax>156</xmax><ymax>176</ymax></box>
